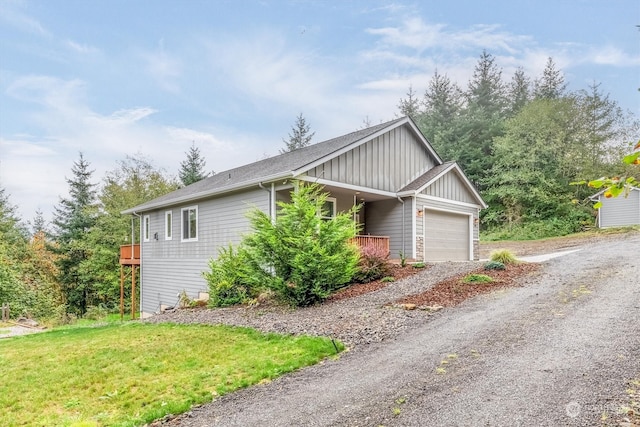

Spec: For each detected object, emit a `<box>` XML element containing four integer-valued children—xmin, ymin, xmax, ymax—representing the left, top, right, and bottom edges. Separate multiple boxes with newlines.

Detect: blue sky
<box><xmin>1</xmin><ymin>0</ymin><xmax>639</xmax><ymax>223</ymax></box>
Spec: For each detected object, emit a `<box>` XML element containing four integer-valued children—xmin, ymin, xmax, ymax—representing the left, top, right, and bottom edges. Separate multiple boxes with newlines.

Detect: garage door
<box><xmin>424</xmin><ymin>209</ymin><xmax>470</xmax><ymax>261</ymax></box>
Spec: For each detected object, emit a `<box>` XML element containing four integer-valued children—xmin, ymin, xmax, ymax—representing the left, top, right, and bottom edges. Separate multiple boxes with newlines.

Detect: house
<box><xmin>591</xmin><ymin>187</ymin><xmax>640</xmax><ymax>228</ymax></box>
<box><xmin>122</xmin><ymin>116</ymin><xmax>486</xmax><ymax>317</ymax></box>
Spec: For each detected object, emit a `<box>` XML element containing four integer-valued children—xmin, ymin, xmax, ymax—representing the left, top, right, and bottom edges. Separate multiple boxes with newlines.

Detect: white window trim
<box><xmin>181</xmin><ymin>206</ymin><xmax>199</xmax><ymax>242</ymax></box>
<box><xmin>320</xmin><ymin>197</ymin><xmax>337</xmax><ymax>220</ymax></box>
<box><xmin>143</xmin><ymin>215</ymin><xmax>150</xmax><ymax>242</ymax></box>
<box><xmin>165</xmin><ymin>210</ymin><xmax>173</xmax><ymax>241</ymax></box>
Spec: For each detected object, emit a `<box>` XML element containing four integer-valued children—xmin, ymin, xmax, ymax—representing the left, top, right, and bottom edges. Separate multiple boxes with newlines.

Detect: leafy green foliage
<box><xmin>242</xmin><ymin>182</ymin><xmax>360</xmax><ymax>307</ymax></box>
<box><xmin>203</xmin><ymin>245</ymin><xmax>261</xmax><ymax>307</ymax></box>
<box><xmin>483</xmin><ymin>261</ymin><xmax>505</xmax><ymax>271</ymax></box>
<box><xmin>462</xmin><ymin>274</ymin><xmax>493</xmax><ymax>284</ymax></box>
<box><xmin>489</xmin><ymin>249</ymin><xmax>519</xmax><ymax>265</ymax></box>
<box><xmin>398</xmin><ymin>52</ymin><xmax>636</xmax><ymax>237</ymax></box>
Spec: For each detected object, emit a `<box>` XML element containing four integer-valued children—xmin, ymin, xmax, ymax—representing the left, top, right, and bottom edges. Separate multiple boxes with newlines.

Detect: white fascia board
<box><xmin>295</xmin><ymin>176</ymin><xmax>399</xmax><ymax>199</ymax></box>
<box><xmin>121</xmin><ymin>172</ymin><xmax>294</xmax><ymax>215</ymax></box>
<box><xmin>416</xmin><ymin>194</ymin><xmax>484</xmax><ymax>210</ymax></box>
<box><xmin>401</xmin><ymin>163</ymin><xmax>487</xmax><ymax>209</ymax></box>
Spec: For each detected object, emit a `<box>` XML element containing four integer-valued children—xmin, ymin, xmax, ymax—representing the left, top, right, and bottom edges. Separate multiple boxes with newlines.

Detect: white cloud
<box><xmin>141</xmin><ymin>39</ymin><xmax>183</xmax><ymax>93</ymax></box>
<box><xmin>0</xmin><ymin>2</ymin><xmax>49</xmax><ymax>37</ymax></box>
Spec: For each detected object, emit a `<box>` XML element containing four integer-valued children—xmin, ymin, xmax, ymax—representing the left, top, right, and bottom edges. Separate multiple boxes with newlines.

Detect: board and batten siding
<box><xmin>598</xmin><ymin>189</ymin><xmax>640</xmax><ymax>228</ymax></box>
<box><xmin>306</xmin><ymin>126</ymin><xmax>437</xmax><ymax>192</ymax></box>
<box><xmin>140</xmin><ymin>188</ymin><xmax>269</xmax><ymax>315</ymax></box>
<box><xmin>421</xmin><ymin>170</ymin><xmax>477</xmax><ymax>205</ymax></box>
<box><xmin>364</xmin><ymin>198</ymin><xmax>411</xmax><ymax>259</ymax></box>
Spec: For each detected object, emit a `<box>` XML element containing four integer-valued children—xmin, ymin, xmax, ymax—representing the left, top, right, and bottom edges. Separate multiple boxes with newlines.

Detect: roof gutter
<box><xmin>121</xmin><ymin>171</ymin><xmax>294</xmax><ymax>215</ymax></box>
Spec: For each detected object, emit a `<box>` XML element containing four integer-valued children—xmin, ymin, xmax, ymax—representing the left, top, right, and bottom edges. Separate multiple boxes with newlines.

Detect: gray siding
<box><xmin>140</xmin><ymin>188</ymin><xmax>269</xmax><ymax>315</ymax></box>
<box><xmin>364</xmin><ymin>198</ymin><xmax>411</xmax><ymax>258</ymax></box>
<box><xmin>421</xmin><ymin>170</ymin><xmax>477</xmax><ymax>204</ymax></box>
<box><xmin>598</xmin><ymin>190</ymin><xmax>640</xmax><ymax>228</ymax></box>
<box><xmin>306</xmin><ymin>126</ymin><xmax>437</xmax><ymax>192</ymax></box>
<box><xmin>416</xmin><ymin>196</ymin><xmax>480</xmax><ymax>260</ymax></box>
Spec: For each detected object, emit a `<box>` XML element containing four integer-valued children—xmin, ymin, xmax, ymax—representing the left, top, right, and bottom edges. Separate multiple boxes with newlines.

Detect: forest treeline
<box><xmin>0</xmin><ymin>51</ymin><xmax>637</xmax><ymax>322</ymax></box>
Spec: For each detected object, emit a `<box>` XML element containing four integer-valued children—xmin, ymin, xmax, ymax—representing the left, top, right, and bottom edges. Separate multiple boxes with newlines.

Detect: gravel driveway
<box><xmin>157</xmin><ymin>232</ymin><xmax>640</xmax><ymax>427</ymax></box>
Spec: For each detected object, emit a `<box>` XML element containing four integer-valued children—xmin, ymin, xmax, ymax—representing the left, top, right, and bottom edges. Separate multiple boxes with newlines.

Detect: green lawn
<box><xmin>0</xmin><ymin>322</ymin><xmax>343</xmax><ymax>426</ymax></box>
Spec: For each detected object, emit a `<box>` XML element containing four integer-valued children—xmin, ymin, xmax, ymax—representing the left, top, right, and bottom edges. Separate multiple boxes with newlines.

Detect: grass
<box><xmin>0</xmin><ymin>322</ymin><xmax>343</xmax><ymax>426</ymax></box>
<box><xmin>481</xmin><ymin>225</ymin><xmax>639</xmax><ymax>242</ymax></box>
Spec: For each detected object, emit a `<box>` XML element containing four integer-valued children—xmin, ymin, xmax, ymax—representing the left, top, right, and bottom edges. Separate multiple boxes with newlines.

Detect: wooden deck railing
<box><xmin>350</xmin><ymin>235</ymin><xmax>390</xmax><ymax>257</ymax></box>
<box><xmin>119</xmin><ymin>244</ymin><xmax>140</xmax><ymax>265</ymax></box>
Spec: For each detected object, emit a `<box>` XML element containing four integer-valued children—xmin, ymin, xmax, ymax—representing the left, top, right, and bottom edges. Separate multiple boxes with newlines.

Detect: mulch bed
<box><xmin>396</xmin><ymin>262</ymin><xmax>541</xmax><ymax>308</ymax></box>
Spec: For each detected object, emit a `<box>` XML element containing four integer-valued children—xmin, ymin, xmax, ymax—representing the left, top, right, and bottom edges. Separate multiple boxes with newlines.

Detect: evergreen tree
<box><xmin>50</xmin><ymin>153</ymin><xmax>97</xmax><ymax>315</ymax></box>
<box><xmin>179</xmin><ymin>142</ymin><xmax>209</xmax><ymax>186</ymax></box>
<box><xmin>29</xmin><ymin>209</ymin><xmax>48</xmax><ymax>236</ymax></box>
<box><xmin>281</xmin><ymin>113</ymin><xmax>315</xmax><ymax>153</ymax></box>
<box><xmin>456</xmin><ymin>50</ymin><xmax>508</xmax><ymax>187</ymax></box>
<box><xmin>533</xmin><ymin>57</ymin><xmax>567</xmax><ymax>100</ymax></box>
<box><xmin>419</xmin><ymin>70</ymin><xmax>464</xmax><ymax>159</ymax></box>
<box><xmin>397</xmin><ymin>84</ymin><xmax>422</xmax><ymax>120</ymax></box>
<box><xmin>508</xmin><ymin>67</ymin><xmax>531</xmax><ymax>116</ymax></box>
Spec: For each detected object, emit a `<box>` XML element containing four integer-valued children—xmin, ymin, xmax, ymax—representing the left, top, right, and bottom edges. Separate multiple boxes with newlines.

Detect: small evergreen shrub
<box><xmin>381</xmin><ymin>276</ymin><xmax>395</xmax><ymax>283</ymax></box>
<box><xmin>412</xmin><ymin>262</ymin><xmax>426</xmax><ymax>269</ymax></box>
<box><xmin>203</xmin><ymin>245</ymin><xmax>261</xmax><ymax>307</ymax></box>
<box><xmin>353</xmin><ymin>244</ymin><xmax>390</xmax><ymax>283</ymax></box>
<box><xmin>489</xmin><ymin>249</ymin><xmax>519</xmax><ymax>265</ymax></box>
<box><xmin>462</xmin><ymin>273</ymin><xmax>494</xmax><ymax>284</ymax></box>
<box><xmin>484</xmin><ymin>261</ymin><xmax>506</xmax><ymax>270</ymax></box>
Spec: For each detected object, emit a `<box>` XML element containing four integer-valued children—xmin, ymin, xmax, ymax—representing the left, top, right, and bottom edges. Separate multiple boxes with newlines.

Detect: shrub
<box><xmin>381</xmin><ymin>276</ymin><xmax>395</xmax><ymax>283</ymax></box>
<box><xmin>484</xmin><ymin>261</ymin><xmax>506</xmax><ymax>270</ymax></box>
<box><xmin>353</xmin><ymin>244</ymin><xmax>390</xmax><ymax>283</ymax></box>
<box><xmin>489</xmin><ymin>249</ymin><xmax>519</xmax><ymax>265</ymax></box>
<box><xmin>462</xmin><ymin>274</ymin><xmax>493</xmax><ymax>284</ymax></box>
<box><xmin>243</xmin><ymin>182</ymin><xmax>360</xmax><ymax>307</ymax></box>
<box><xmin>412</xmin><ymin>262</ymin><xmax>426</xmax><ymax>269</ymax></box>
<box><xmin>83</xmin><ymin>305</ymin><xmax>108</xmax><ymax>320</ymax></box>
<box><xmin>203</xmin><ymin>245</ymin><xmax>261</xmax><ymax>307</ymax></box>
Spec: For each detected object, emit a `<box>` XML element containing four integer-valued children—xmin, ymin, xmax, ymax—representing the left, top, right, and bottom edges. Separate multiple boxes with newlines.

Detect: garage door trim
<box><xmin>423</xmin><ymin>207</ymin><xmax>473</xmax><ymax>261</ymax></box>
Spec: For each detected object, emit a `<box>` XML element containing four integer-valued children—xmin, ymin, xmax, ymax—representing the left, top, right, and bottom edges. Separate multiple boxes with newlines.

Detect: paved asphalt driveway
<box><xmin>173</xmin><ymin>234</ymin><xmax>640</xmax><ymax>427</ymax></box>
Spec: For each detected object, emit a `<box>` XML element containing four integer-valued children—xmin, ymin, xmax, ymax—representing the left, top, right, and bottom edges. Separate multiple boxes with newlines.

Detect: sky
<box><xmin>1</xmin><ymin>0</ymin><xmax>639</xmax><ymax>224</ymax></box>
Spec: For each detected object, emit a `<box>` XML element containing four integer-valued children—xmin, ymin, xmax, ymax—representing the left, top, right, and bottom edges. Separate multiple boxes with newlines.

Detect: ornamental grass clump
<box><xmin>489</xmin><ymin>249</ymin><xmax>519</xmax><ymax>265</ymax></box>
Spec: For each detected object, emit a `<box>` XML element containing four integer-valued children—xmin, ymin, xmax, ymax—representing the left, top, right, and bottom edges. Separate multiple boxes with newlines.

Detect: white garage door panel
<box><xmin>424</xmin><ymin>210</ymin><xmax>469</xmax><ymax>261</ymax></box>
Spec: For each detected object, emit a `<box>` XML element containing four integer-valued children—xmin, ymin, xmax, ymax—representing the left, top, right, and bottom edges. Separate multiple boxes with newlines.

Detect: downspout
<box><xmin>258</xmin><ymin>182</ymin><xmax>274</xmax><ymax>222</ymax></box>
<box><xmin>131</xmin><ymin>211</ymin><xmax>142</xmax><ymax>317</ymax></box>
<box><xmin>396</xmin><ymin>196</ymin><xmax>405</xmax><ymax>258</ymax></box>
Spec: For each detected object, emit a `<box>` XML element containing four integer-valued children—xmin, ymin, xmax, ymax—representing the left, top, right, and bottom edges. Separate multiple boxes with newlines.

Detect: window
<box><xmin>320</xmin><ymin>197</ymin><xmax>336</xmax><ymax>220</ymax></box>
<box><xmin>181</xmin><ymin>206</ymin><xmax>198</xmax><ymax>241</ymax></box>
<box><xmin>165</xmin><ymin>211</ymin><xmax>173</xmax><ymax>240</ymax></box>
<box><xmin>143</xmin><ymin>215</ymin><xmax>150</xmax><ymax>242</ymax></box>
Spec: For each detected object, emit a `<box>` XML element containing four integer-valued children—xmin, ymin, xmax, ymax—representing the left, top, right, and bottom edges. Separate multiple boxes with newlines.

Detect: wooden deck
<box><xmin>119</xmin><ymin>244</ymin><xmax>140</xmax><ymax>265</ymax></box>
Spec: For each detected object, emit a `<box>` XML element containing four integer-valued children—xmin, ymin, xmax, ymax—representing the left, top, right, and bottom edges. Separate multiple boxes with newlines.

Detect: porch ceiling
<box><xmin>320</xmin><ymin>184</ymin><xmax>395</xmax><ymax>203</ymax></box>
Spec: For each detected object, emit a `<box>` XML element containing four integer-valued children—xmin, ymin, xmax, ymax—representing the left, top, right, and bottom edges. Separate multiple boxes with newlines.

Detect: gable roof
<box><xmin>123</xmin><ymin>117</ymin><xmax>423</xmax><ymax>214</ymax></box>
<box><xmin>123</xmin><ymin>116</ymin><xmax>466</xmax><ymax>214</ymax></box>
<box><xmin>398</xmin><ymin>161</ymin><xmax>487</xmax><ymax>208</ymax></box>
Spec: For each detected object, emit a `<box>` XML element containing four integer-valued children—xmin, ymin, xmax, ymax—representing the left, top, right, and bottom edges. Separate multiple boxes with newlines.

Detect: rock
<box><xmin>17</xmin><ymin>317</ymin><xmax>39</xmax><ymax>327</ymax></box>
